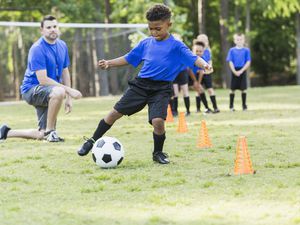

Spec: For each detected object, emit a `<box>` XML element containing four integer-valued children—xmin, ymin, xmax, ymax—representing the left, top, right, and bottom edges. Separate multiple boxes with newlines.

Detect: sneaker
<box><xmin>77</xmin><ymin>137</ymin><xmax>95</xmax><ymax>156</ymax></box>
<box><xmin>213</xmin><ymin>108</ymin><xmax>220</xmax><ymax>114</ymax></box>
<box><xmin>243</xmin><ymin>105</ymin><xmax>248</xmax><ymax>111</ymax></box>
<box><xmin>0</xmin><ymin>124</ymin><xmax>11</xmax><ymax>141</ymax></box>
<box><xmin>203</xmin><ymin>108</ymin><xmax>213</xmax><ymax>114</ymax></box>
<box><xmin>230</xmin><ymin>108</ymin><xmax>235</xmax><ymax>112</ymax></box>
<box><xmin>185</xmin><ymin>111</ymin><xmax>191</xmax><ymax>116</ymax></box>
<box><xmin>44</xmin><ymin>130</ymin><xmax>64</xmax><ymax>142</ymax></box>
<box><xmin>196</xmin><ymin>109</ymin><xmax>201</xmax><ymax>113</ymax></box>
<box><xmin>153</xmin><ymin>151</ymin><xmax>170</xmax><ymax>164</ymax></box>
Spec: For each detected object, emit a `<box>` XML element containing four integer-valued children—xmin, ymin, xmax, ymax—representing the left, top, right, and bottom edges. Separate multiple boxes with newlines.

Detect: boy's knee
<box><xmin>50</xmin><ymin>87</ymin><xmax>66</xmax><ymax>100</ymax></box>
<box><xmin>152</xmin><ymin>118</ymin><xmax>165</xmax><ymax>134</ymax></box>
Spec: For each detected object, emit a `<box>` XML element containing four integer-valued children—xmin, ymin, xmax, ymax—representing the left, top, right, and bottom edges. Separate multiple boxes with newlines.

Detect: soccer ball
<box><xmin>92</xmin><ymin>136</ymin><xmax>124</xmax><ymax>168</ymax></box>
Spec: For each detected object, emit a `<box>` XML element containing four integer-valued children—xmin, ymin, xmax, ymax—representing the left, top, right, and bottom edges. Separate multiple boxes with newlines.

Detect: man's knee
<box><xmin>50</xmin><ymin>87</ymin><xmax>66</xmax><ymax>100</ymax></box>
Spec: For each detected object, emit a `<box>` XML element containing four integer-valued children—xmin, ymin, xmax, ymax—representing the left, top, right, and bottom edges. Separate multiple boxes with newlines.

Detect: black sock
<box><xmin>230</xmin><ymin>93</ymin><xmax>235</xmax><ymax>108</ymax></box>
<box><xmin>92</xmin><ymin>119</ymin><xmax>112</xmax><ymax>141</ymax></box>
<box><xmin>196</xmin><ymin>96</ymin><xmax>201</xmax><ymax>111</ymax></box>
<box><xmin>200</xmin><ymin>93</ymin><xmax>209</xmax><ymax>109</ymax></box>
<box><xmin>210</xmin><ymin>95</ymin><xmax>218</xmax><ymax>110</ymax></box>
<box><xmin>183</xmin><ymin>96</ymin><xmax>190</xmax><ymax>113</ymax></box>
<box><xmin>153</xmin><ymin>132</ymin><xmax>166</xmax><ymax>153</ymax></box>
<box><xmin>172</xmin><ymin>97</ymin><xmax>178</xmax><ymax>113</ymax></box>
<box><xmin>242</xmin><ymin>92</ymin><xmax>247</xmax><ymax>107</ymax></box>
<box><xmin>169</xmin><ymin>98</ymin><xmax>173</xmax><ymax>110</ymax></box>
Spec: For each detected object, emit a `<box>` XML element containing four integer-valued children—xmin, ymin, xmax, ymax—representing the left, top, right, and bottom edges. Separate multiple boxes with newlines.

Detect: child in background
<box><xmin>226</xmin><ymin>33</ymin><xmax>251</xmax><ymax>111</ymax></box>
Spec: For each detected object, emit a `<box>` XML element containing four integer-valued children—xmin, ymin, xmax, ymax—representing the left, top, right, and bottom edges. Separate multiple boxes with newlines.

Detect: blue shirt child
<box><xmin>125</xmin><ymin>34</ymin><xmax>197</xmax><ymax>81</ymax></box>
<box><xmin>226</xmin><ymin>47</ymin><xmax>251</xmax><ymax>68</ymax></box>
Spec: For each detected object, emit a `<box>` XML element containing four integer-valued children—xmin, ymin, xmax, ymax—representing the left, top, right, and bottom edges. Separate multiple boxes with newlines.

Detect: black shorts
<box><xmin>231</xmin><ymin>68</ymin><xmax>247</xmax><ymax>91</ymax></box>
<box><xmin>201</xmin><ymin>74</ymin><xmax>213</xmax><ymax>89</ymax></box>
<box><xmin>173</xmin><ymin>70</ymin><xmax>189</xmax><ymax>85</ymax></box>
<box><xmin>114</xmin><ymin>77</ymin><xmax>172</xmax><ymax>124</ymax></box>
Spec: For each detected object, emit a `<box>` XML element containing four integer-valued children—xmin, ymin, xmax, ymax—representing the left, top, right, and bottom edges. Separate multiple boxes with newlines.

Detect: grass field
<box><xmin>1</xmin><ymin>86</ymin><xmax>300</xmax><ymax>225</ymax></box>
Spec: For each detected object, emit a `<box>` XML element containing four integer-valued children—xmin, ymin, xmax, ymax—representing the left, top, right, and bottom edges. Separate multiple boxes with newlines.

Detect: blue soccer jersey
<box><xmin>226</xmin><ymin>47</ymin><xmax>251</xmax><ymax>68</ymax></box>
<box><xmin>20</xmin><ymin>37</ymin><xmax>70</xmax><ymax>94</ymax></box>
<box><xmin>124</xmin><ymin>34</ymin><xmax>197</xmax><ymax>81</ymax></box>
<box><xmin>202</xmin><ymin>48</ymin><xmax>211</xmax><ymax>63</ymax></box>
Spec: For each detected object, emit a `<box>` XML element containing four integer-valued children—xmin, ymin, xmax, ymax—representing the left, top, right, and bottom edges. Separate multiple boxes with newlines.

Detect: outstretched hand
<box><xmin>67</xmin><ymin>88</ymin><xmax>82</xmax><ymax>99</ymax></box>
<box><xmin>98</xmin><ymin>59</ymin><xmax>109</xmax><ymax>69</ymax></box>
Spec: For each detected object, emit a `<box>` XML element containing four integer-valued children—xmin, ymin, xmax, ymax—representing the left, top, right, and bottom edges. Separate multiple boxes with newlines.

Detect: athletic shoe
<box><xmin>243</xmin><ymin>105</ymin><xmax>248</xmax><ymax>111</ymax></box>
<box><xmin>196</xmin><ymin>109</ymin><xmax>201</xmax><ymax>113</ymax></box>
<box><xmin>0</xmin><ymin>124</ymin><xmax>11</xmax><ymax>141</ymax></box>
<box><xmin>185</xmin><ymin>111</ymin><xmax>191</xmax><ymax>116</ymax></box>
<box><xmin>77</xmin><ymin>137</ymin><xmax>95</xmax><ymax>156</ymax></box>
<box><xmin>44</xmin><ymin>130</ymin><xmax>64</xmax><ymax>142</ymax></box>
<box><xmin>230</xmin><ymin>108</ymin><xmax>235</xmax><ymax>112</ymax></box>
<box><xmin>153</xmin><ymin>151</ymin><xmax>169</xmax><ymax>164</ymax></box>
<box><xmin>213</xmin><ymin>108</ymin><xmax>220</xmax><ymax>114</ymax></box>
<box><xmin>204</xmin><ymin>108</ymin><xmax>213</xmax><ymax>114</ymax></box>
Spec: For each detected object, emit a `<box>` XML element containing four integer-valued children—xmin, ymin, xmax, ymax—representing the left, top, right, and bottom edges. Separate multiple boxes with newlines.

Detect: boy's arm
<box><xmin>187</xmin><ymin>68</ymin><xmax>200</xmax><ymax>92</ymax></box>
<box><xmin>237</xmin><ymin>61</ymin><xmax>251</xmax><ymax>74</ymax></box>
<box><xmin>98</xmin><ymin>56</ymin><xmax>129</xmax><ymax>69</ymax></box>
<box><xmin>194</xmin><ymin>57</ymin><xmax>212</xmax><ymax>72</ymax></box>
<box><xmin>229</xmin><ymin>61</ymin><xmax>238</xmax><ymax>76</ymax></box>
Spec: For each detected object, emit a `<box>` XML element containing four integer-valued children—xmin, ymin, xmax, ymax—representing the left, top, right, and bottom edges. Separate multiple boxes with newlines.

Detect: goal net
<box><xmin>0</xmin><ymin>22</ymin><xmax>148</xmax><ymax>99</ymax></box>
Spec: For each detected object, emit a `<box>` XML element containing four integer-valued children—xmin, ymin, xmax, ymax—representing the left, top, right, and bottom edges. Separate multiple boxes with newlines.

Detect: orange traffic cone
<box><xmin>166</xmin><ymin>105</ymin><xmax>174</xmax><ymax>123</ymax></box>
<box><xmin>234</xmin><ymin>136</ymin><xmax>255</xmax><ymax>175</ymax></box>
<box><xmin>176</xmin><ymin>112</ymin><xmax>188</xmax><ymax>133</ymax></box>
<box><xmin>196</xmin><ymin>120</ymin><xmax>212</xmax><ymax>148</ymax></box>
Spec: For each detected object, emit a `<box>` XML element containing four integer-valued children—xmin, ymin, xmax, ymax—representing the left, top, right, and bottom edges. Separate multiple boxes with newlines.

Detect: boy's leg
<box><xmin>196</xmin><ymin>95</ymin><xmax>201</xmax><ymax>112</ymax></box>
<box><xmin>152</xmin><ymin>118</ymin><xmax>169</xmax><ymax>164</ymax></box>
<box><xmin>77</xmin><ymin>109</ymin><xmax>122</xmax><ymax>156</ymax></box>
<box><xmin>208</xmin><ymin>88</ymin><xmax>220</xmax><ymax>113</ymax></box>
<box><xmin>242</xmin><ymin>91</ymin><xmax>247</xmax><ymax>110</ymax></box>
<box><xmin>181</xmin><ymin>84</ymin><xmax>190</xmax><ymax>115</ymax></box>
<box><xmin>172</xmin><ymin>97</ymin><xmax>178</xmax><ymax>116</ymax></box>
<box><xmin>229</xmin><ymin>91</ymin><xmax>235</xmax><ymax>111</ymax></box>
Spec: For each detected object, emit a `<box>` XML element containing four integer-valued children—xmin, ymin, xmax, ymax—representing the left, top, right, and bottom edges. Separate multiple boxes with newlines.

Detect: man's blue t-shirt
<box><xmin>20</xmin><ymin>37</ymin><xmax>70</xmax><ymax>94</ymax></box>
<box><xmin>226</xmin><ymin>47</ymin><xmax>251</xmax><ymax>68</ymax></box>
<box><xmin>124</xmin><ymin>35</ymin><xmax>197</xmax><ymax>81</ymax></box>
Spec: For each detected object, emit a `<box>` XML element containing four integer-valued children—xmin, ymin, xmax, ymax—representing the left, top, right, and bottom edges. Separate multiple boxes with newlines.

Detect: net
<box><xmin>0</xmin><ymin>22</ymin><xmax>148</xmax><ymax>99</ymax></box>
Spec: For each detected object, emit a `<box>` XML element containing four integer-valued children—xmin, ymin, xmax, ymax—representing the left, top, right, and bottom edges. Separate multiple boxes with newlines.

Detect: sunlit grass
<box><xmin>0</xmin><ymin>86</ymin><xmax>300</xmax><ymax>225</ymax></box>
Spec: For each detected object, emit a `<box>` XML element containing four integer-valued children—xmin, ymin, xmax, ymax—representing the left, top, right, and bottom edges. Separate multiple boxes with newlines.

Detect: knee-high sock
<box><xmin>92</xmin><ymin>119</ymin><xmax>112</xmax><ymax>141</ymax></box>
<box><xmin>184</xmin><ymin>96</ymin><xmax>190</xmax><ymax>113</ymax></box>
<box><xmin>200</xmin><ymin>93</ymin><xmax>209</xmax><ymax>109</ymax></box>
<box><xmin>210</xmin><ymin>95</ymin><xmax>218</xmax><ymax>110</ymax></box>
<box><xmin>230</xmin><ymin>93</ymin><xmax>235</xmax><ymax>108</ymax></box>
<box><xmin>172</xmin><ymin>97</ymin><xmax>178</xmax><ymax>113</ymax></box>
<box><xmin>196</xmin><ymin>96</ymin><xmax>201</xmax><ymax>111</ymax></box>
<box><xmin>153</xmin><ymin>132</ymin><xmax>166</xmax><ymax>153</ymax></box>
<box><xmin>242</xmin><ymin>93</ymin><xmax>247</xmax><ymax>107</ymax></box>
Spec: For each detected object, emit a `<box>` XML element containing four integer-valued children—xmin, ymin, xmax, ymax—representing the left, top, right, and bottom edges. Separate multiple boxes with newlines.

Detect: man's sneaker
<box><xmin>153</xmin><ymin>151</ymin><xmax>170</xmax><ymax>164</ymax></box>
<box><xmin>203</xmin><ymin>108</ymin><xmax>213</xmax><ymax>114</ymax></box>
<box><xmin>230</xmin><ymin>108</ymin><xmax>235</xmax><ymax>112</ymax></box>
<box><xmin>243</xmin><ymin>105</ymin><xmax>248</xmax><ymax>111</ymax></box>
<box><xmin>0</xmin><ymin>125</ymin><xmax>11</xmax><ymax>141</ymax></box>
<box><xmin>213</xmin><ymin>108</ymin><xmax>220</xmax><ymax>114</ymax></box>
<box><xmin>77</xmin><ymin>137</ymin><xmax>95</xmax><ymax>156</ymax></box>
<box><xmin>44</xmin><ymin>130</ymin><xmax>64</xmax><ymax>142</ymax></box>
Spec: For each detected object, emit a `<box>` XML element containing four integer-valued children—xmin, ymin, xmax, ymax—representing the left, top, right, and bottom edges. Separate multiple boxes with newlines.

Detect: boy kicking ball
<box><xmin>77</xmin><ymin>4</ymin><xmax>211</xmax><ymax>164</ymax></box>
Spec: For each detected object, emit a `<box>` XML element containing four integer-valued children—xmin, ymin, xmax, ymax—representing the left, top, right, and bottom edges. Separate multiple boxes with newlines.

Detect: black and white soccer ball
<box><xmin>92</xmin><ymin>136</ymin><xmax>124</xmax><ymax>168</ymax></box>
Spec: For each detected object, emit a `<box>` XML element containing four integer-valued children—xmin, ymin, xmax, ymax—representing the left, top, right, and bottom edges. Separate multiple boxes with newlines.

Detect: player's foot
<box><xmin>196</xmin><ymin>109</ymin><xmax>201</xmax><ymax>113</ymax></box>
<box><xmin>44</xmin><ymin>130</ymin><xmax>64</xmax><ymax>142</ymax></box>
<box><xmin>77</xmin><ymin>137</ymin><xmax>95</xmax><ymax>156</ymax></box>
<box><xmin>213</xmin><ymin>108</ymin><xmax>220</xmax><ymax>114</ymax></box>
<box><xmin>185</xmin><ymin>111</ymin><xmax>191</xmax><ymax>116</ymax></box>
<box><xmin>203</xmin><ymin>108</ymin><xmax>213</xmax><ymax>114</ymax></box>
<box><xmin>243</xmin><ymin>105</ymin><xmax>248</xmax><ymax>111</ymax></box>
<box><xmin>0</xmin><ymin>124</ymin><xmax>11</xmax><ymax>141</ymax></box>
<box><xmin>153</xmin><ymin>151</ymin><xmax>169</xmax><ymax>164</ymax></box>
<box><xmin>230</xmin><ymin>108</ymin><xmax>235</xmax><ymax>112</ymax></box>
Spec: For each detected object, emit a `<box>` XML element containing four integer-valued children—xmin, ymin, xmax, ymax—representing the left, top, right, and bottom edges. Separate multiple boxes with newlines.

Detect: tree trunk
<box><xmin>296</xmin><ymin>12</ymin><xmax>300</xmax><ymax>85</ymax></box>
<box><xmin>219</xmin><ymin>0</ymin><xmax>230</xmax><ymax>88</ymax></box>
<box><xmin>105</xmin><ymin>0</ymin><xmax>119</xmax><ymax>95</ymax></box>
<box><xmin>245</xmin><ymin>0</ymin><xmax>251</xmax><ymax>87</ymax></box>
<box><xmin>13</xmin><ymin>38</ymin><xmax>20</xmax><ymax>100</ymax></box>
<box><xmin>234</xmin><ymin>2</ymin><xmax>240</xmax><ymax>32</ymax></box>
<box><xmin>198</xmin><ymin>0</ymin><xmax>206</xmax><ymax>34</ymax></box>
<box><xmin>0</xmin><ymin>62</ymin><xmax>4</xmax><ymax>101</ymax></box>
<box><xmin>71</xmin><ymin>29</ymin><xmax>80</xmax><ymax>90</ymax></box>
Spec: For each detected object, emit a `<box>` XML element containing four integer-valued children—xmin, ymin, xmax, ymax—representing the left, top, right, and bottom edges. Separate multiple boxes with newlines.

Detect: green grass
<box><xmin>1</xmin><ymin>86</ymin><xmax>300</xmax><ymax>225</ymax></box>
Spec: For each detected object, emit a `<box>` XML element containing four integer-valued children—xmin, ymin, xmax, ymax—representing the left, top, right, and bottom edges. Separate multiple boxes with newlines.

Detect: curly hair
<box><xmin>146</xmin><ymin>4</ymin><xmax>171</xmax><ymax>21</ymax></box>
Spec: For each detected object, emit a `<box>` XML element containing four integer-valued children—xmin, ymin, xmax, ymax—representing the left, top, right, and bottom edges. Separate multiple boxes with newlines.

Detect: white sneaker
<box><xmin>45</xmin><ymin>130</ymin><xmax>64</xmax><ymax>142</ymax></box>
